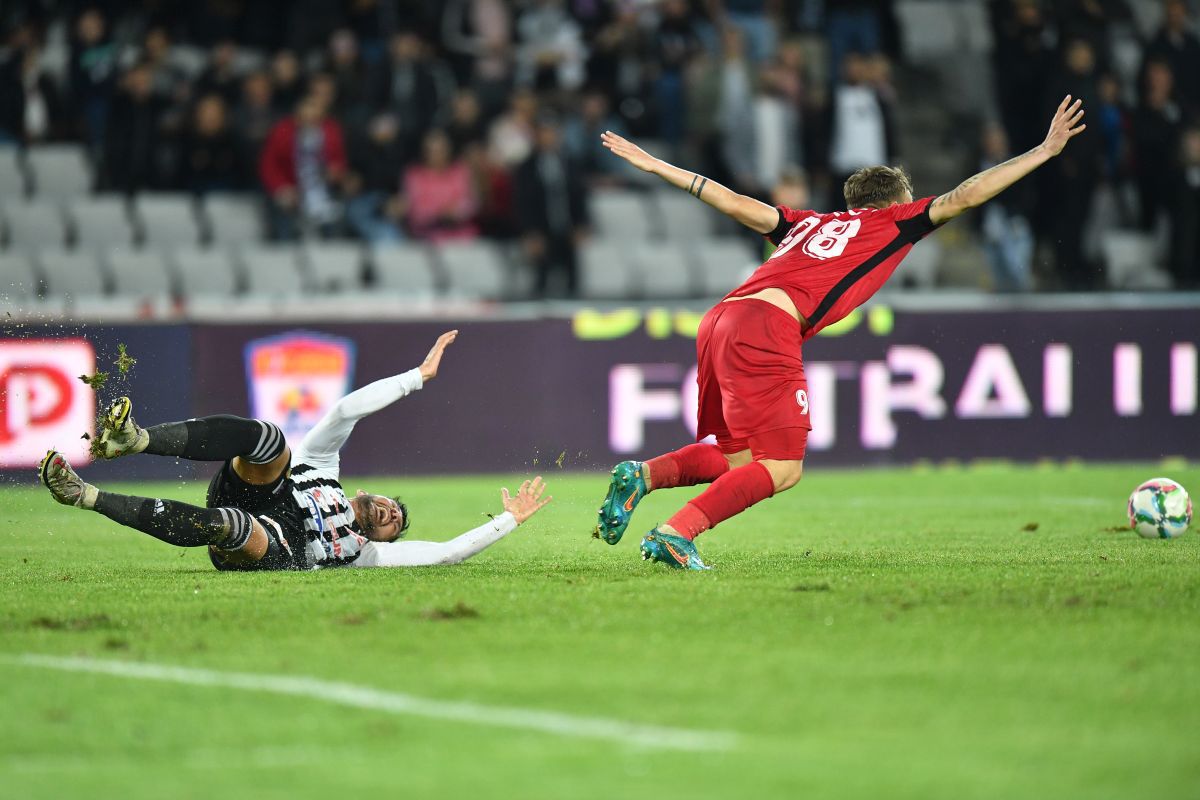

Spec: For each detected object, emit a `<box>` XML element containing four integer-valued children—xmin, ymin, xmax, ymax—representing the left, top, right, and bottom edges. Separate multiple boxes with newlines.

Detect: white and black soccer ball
<box><xmin>1127</xmin><ymin>478</ymin><xmax>1192</xmax><ymax>539</ymax></box>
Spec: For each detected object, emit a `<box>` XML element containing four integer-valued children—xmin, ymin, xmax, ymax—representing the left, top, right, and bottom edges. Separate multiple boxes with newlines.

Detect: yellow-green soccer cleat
<box><xmin>39</xmin><ymin>450</ymin><xmax>95</xmax><ymax>508</ymax></box>
<box><xmin>640</xmin><ymin>529</ymin><xmax>710</xmax><ymax>570</ymax></box>
<box><xmin>97</xmin><ymin>396</ymin><xmax>148</xmax><ymax>460</ymax></box>
<box><xmin>592</xmin><ymin>461</ymin><xmax>648</xmax><ymax>545</ymax></box>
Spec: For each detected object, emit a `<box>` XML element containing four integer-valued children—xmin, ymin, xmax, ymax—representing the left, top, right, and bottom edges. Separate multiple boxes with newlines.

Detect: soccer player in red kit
<box><xmin>593</xmin><ymin>96</ymin><xmax>1088</xmax><ymax>569</ymax></box>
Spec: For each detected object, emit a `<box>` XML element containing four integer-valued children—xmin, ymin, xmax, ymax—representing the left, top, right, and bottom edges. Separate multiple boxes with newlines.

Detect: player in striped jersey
<box><xmin>39</xmin><ymin>330</ymin><xmax>552</xmax><ymax>570</ymax></box>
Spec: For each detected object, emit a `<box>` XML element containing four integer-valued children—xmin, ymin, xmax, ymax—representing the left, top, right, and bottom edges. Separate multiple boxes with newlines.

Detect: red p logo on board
<box><xmin>0</xmin><ymin>339</ymin><xmax>96</xmax><ymax>467</ymax></box>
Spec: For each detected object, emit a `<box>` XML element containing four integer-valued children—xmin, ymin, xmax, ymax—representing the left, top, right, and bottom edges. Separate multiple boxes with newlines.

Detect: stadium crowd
<box><xmin>1</xmin><ymin>0</ymin><xmax>1198</xmax><ymax>293</ymax></box>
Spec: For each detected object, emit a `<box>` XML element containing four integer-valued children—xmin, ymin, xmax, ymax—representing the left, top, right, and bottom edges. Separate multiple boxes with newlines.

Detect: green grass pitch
<box><xmin>2</xmin><ymin>463</ymin><xmax>1198</xmax><ymax>799</ymax></box>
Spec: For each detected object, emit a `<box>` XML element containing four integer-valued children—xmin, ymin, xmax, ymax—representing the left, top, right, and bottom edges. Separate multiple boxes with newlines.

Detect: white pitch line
<box><xmin>5</xmin><ymin>654</ymin><xmax>738</xmax><ymax>752</ymax></box>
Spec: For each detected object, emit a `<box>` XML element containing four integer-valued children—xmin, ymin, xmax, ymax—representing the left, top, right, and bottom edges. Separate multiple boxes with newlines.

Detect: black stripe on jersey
<box><xmin>807</xmin><ymin>211</ymin><xmax>932</xmax><ymax>328</ymax></box>
<box><xmin>766</xmin><ymin>208</ymin><xmax>790</xmax><ymax>246</ymax></box>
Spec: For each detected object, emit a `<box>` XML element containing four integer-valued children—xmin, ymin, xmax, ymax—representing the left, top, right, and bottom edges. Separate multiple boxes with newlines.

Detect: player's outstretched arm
<box><xmin>929</xmin><ymin>96</ymin><xmax>1086</xmax><ymax>225</ymax></box>
<box><xmin>600</xmin><ymin>131</ymin><xmax>779</xmax><ymax>234</ymax></box>
<box><xmin>354</xmin><ymin>477</ymin><xmax>552</xmax><ymax>568</ymax></box>
<box><xmin>297</xmin><ymin>330</ymin><xmax>459</xmax><ymax>464</ymax></box>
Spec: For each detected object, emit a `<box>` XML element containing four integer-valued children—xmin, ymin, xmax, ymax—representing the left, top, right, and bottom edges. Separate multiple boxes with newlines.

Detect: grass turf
<box><xmin>1</xmin><ymin>463</ymin><xmax>1198</xmax><ymax>799</ymax></box>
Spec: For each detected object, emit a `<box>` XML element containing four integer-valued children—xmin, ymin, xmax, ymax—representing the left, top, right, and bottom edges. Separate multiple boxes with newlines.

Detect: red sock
<box><xmin>645</xmin><ymin>444</ymin><xmax>729</xmax><ymax>491</ymax></box>
<box><xmin>668</xmin><ymin>462</ymin><xmax>775</xmax><ymax>540</ymax></box>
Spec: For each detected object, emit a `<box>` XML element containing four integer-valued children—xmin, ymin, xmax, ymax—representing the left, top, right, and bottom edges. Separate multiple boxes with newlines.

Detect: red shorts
<box><xmin>695</xmin><ymin>299</ymin><xmax>810</xmax><ymax>461</ymax></box>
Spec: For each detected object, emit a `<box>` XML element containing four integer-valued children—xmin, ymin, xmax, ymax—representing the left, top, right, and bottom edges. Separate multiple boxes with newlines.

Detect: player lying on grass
<box><xmin>594</xmin><ymin>96</ymin><xmax>1087</xmax><ymax>570</ymax></box>
<box><xmin>39</xmin><ymin>330</ymin><xmax>552</xmax><ymax>570</ymax></box>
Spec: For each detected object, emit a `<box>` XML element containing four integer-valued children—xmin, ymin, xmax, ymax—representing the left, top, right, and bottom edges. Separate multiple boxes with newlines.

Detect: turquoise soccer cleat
<box><xmin>640</xmin><ymin>529</ymin><xmax>710</xmax><ymax>570</ymax></box>
<box><xmin>592</xmin><ymin>461</ymin><xmax>648</xmax><ymax>545</ymax></box>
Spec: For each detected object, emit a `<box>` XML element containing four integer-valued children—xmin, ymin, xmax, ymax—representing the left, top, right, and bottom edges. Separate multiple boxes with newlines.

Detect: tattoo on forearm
<box><xmin>690</xmin><ymin>177</ymin><xmax>708</xmax><ymax>199</ymax></box>
<box><xmin>933</xmin><ymin>148</ymin><xmax>1037</xmax><ymax>208</ymax></box>
<box><xmin>688</xmin><ymin>175</ymin><xmax>698</xmax><ymax>195</ymax></box>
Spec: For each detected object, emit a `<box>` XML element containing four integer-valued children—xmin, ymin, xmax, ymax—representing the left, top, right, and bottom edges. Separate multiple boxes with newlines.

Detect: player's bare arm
<box><xmin>600</xmin><ymin>131</ymin><xmax>779</xmax><ymax>234</ymax></box>
<box><xmin>929</xmin><ymin>95</ymin><xmax>1086</xmax><ymax>225</ymax></box>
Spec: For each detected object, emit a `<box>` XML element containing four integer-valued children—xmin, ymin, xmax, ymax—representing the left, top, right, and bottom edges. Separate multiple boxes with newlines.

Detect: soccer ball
<box><xmin>1127</xmin><ymin>478</ymin><xmax>1192</xmax><ymax>539</ymax></box>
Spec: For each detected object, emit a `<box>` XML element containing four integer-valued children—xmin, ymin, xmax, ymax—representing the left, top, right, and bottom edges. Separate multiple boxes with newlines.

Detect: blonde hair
<box><xmin>843</xmin><ymin>165</ymin><xmax>913</xmax><ymax>209</ymax></box>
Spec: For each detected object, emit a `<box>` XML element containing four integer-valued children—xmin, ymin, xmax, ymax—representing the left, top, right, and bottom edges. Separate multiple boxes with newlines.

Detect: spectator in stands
<box><xmin>488</xmin><ymin>88</ymin><xmax>538</xmax><ymax>168</ymax></box>
<box><xmin>1169</xmin><ymin>126</ymin><xmax>1200</xmax><ymax>288</ymax></box>
<box><xmin>232</xmin><ymin>72</ymin><xmax>277</xmax><ymax>190</ymax></box>
<box><xmin>104</xmin><ymin>63</ymin><xmax>168</xmax><ymax>193</ymax></box>
<box><xmin>1095</xmin><ymin>72</ymin><xmax>1129</xmax><ymax>183</ymax></box>
<box><xmin>652</xmin><ymin>0</ymin><xmax>702</xmax><ymax>152</ymax></box>
<box><xmin>344</xmin><ymin>114</ymin><xmax>408</xmax><ymax>244</ymax></box>
<box><xmin>514</xmin><ymin>0</ymin><xmax>587</xmax><ymax>92</ymax></box>
<box><xmin>270</xmin><ymin>50</ymin><xmax>305</xmax><ymax>114</ymax></box>
<box><xmin>370</xmin><ymin>31</ymin><xmax>455</xmax><ymax>155</ymax></box>
<box><xmin>325</xmin><ymin>29</ymin><xmax>369</xmax><ymax>127</ymax></box>
<box><xmin>0</xmin><ymin>29</ymin><xmax>63</xmax><ymax>145</ymax></box>
<box><xmin>991</xmin><ymin>0</ymin><xmax>1054</xmax><ymax>151</ymax></box>
<box><xmin>195</xmin><ymin>39</ymin><xmax>241</xmax><ymax>106</ymax></box>
<box><xmin>403</xmin><ymin>128</ymin><xmax>479</xmax><ymax>242</ymax></box>
<box><xmin>446</xmin><ymin>89</ymin><xmax>487</xmax><ymax>155</ymax></box>
<box><xmin>515</xmin><ymin>115</ymin><xmax>589</xmax><ymax>297</ymax></box>
<box><xmin>259</xmin><ymin>94</ymin><xmax>348</xmax><ymax>240</ymax></box>
<box><xmin>440</xmin><ymin>0</ymin><xmax>514</xmax><ymax>117</ymax></box>
<box><xmin>826</xmin><ymin>51</ymin><xmax>896</xmax><ymax>195</ymax></box>
<box><xmin>825</xmin><ymin>0</ymin><xmax>885</xmax><ymax>81</ymax></box>
<box><xmin>68</xmin><ymin>7</ymin><xmax>118</xmax><ymax>152</ymax></box>
<box><xmin>178</xmin><ymin>94</ymin><xmax>240</xmax><ymax>195</ymax></box>
<box><xmin>465</xmin><ymin>140</ymin><xmax>516</xmax><ymax>239</ymax></box>
<box><xmin>1132</xmin><ymin>59</ymin><xmax>1183</xmax><ymax>232</ymax></box>
<box><xmin>139</xmin><ymin>27</ymin><xmax>190</xmax><ymax>104</ymax></box>
<box><xmin>564</xmin><ymin>89</ymin><xmax>636</xmax><ymax>186</ymax></box>
<box><xmin>718</xmin><ymin>0</ymin><xmax>779</xmax><ymax>65</ymax></box>
<box><xmin>753</xmin><ymin>62</ymin><xmax>800</xmax><ymax>193</ymax></box>
<box><xmin>1145</xmin><ymin>0</ymin><xmax>1200</xmax><ymax>116</ymax></box>
<box><xmin>715</xmin><ymin>26</ymin><xmax>758</xmax><ymax>192</ymax></box>
<box><xmin>1044</xmin><ymin>39</ymin><xmax>1103</xmax><ymax>288</ymax></box>
<box><xmin>977</xmin><ymin>123</ymin><xmax>1035</xmax><ymax>292</ymax></box>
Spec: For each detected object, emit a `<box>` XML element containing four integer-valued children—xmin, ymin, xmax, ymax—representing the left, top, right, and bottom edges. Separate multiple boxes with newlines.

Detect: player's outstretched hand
<box><xmin>600</xmin><ymin>131</ymin><xmax>659</xmax><ymax>173</ymax></box>
<box><xmin>420</xmin><ymin>330</ymin><xmax>458</xmax><ymax>382</ymax></box>
<box><xmin>502</xmin><ymin>476</ymin><xmax>552</xmax><ymax>525</ymax></box>
<box><xmin>1042</xmin><ymin>95</ymin><xmax>1086</xmax><ymax>157</ymax></box>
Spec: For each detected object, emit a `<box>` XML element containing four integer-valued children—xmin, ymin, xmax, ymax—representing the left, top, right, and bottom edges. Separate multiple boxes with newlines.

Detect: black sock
<box><xmin>93</xmin><ymin>492</ymin><xmax>255</xmax><ymax>549</ymax></box>
<box><xmin>145</xmin><ymin>416</ymin><xmax>285</xmax><ymax>464</ymax></box>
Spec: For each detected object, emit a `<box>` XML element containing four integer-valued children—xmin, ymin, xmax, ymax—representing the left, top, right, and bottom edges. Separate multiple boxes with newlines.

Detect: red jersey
<box><xmin>725</xmin><ymin>197</ymin><xmax>941</xmax><ymax>339</ymax></box>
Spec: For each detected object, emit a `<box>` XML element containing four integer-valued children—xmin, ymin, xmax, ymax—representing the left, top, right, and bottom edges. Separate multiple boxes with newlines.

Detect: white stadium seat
<box><xmin>37</xmin><ymin>248</ymin><xmax>107</xmax><ymax>297</ymax></box>
<box><xmin>174</xmin><ymin>247</ymin><xmax>239</xmax><ymax>297</ymax></box>
<box><xmin>372</xmin><ymin>244</ymin><xmax>437</xmax><ymax>295</ymax></box>
<box><xmin>1</xmin><ymin>200</ymin><xmax>66</xmax><ymax>250</ymax></box>
<box><xmin>891</xmin><ymin>234</ymin><xmax>942</xmax><ymax>289</ymax></box>
<box><xmin>134</xmin><ymin>193</ymin><xmax>201</xmax><ymax>247</ymax></box>
<box><xmin>202</xmin><ymin>193</ymin><xmax>265</xmax><ymax>245</ymax></box>
<box><xmin>591</xmin><ymin>189</ymin><xmax>654</xmax><ymax>240</ymax></box>
<box><xmin>237</xmin><ymin>245</ymin><xmax>306</xmax><ymax>296</ymax></box>
<box><xmin>1101</xmin><ymin>232</ymin><xmax>1173</xmax><ymax>290</ymax></box>
<box><xmin>0</xmin><ymin>251</ymin><xmax>40</xmax><ymax>298</ymax></box>
<box><xmin>656</xmin><ymin>192</ymin><xmax>717</xmax><ymax>240</ymax></box>
<box><xmin>636</xmin><ymin>242</ymin><xmax>695</xmax><ymax>299</ymax></box>
<box><xmin>579</xmin><ymin>240</ymin><xmax>637</xmax><ymax>300</ymax></box>
<box><xmin>304</xmin><ymin>243</ymin><xmax>364</xmax><ymax>292</ymax></box>
<box><xmin>0</xmin><ymin>147</ymin><xmax>26</xmax><ymax>197</ymax></box>
<box><xmin>693</xmin><ymin>237</ymin><xmax>761</xmax><ymax>296</ymax></box>
<box><xmin>68</xmin><ymin>196</ymin><xmax>134</xmax><ymax>248</ymax></box>
<box><xmin>26</xmin><ymin>144</ymin><xmax>92</xmax><ymax>201</ymax></box>
<box><xmin>105</xmin><ymin>246</ymin><xmax>173</xmax><ymax>298</ymax></box>
<box><xmin>437</xmin><ymin>240</ymin><xmax>507</xmax><ymax>299</ymax></box>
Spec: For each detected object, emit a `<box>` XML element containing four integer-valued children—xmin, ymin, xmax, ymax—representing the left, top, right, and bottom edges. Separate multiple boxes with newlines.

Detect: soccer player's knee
<box><xmin>245</xmin><ymin>421</ymin><xmax>286</xmax><ymax>464</ymax></box>
<box><xmin>214</xmin><ymin>507</ymin><xmax>256</xmax><ymax>550</ymax></box>
<box><xmin>769</xmin><ymin>461</ymin><xmax>804</xmax><ymax>492</ymax></box>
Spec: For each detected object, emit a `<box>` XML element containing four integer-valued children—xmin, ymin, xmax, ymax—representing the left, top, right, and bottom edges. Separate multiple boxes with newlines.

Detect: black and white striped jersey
<box><xmin>281</xmin><ymin>368</ymin><xmax>424</xmax><ymax>568</ymax></box>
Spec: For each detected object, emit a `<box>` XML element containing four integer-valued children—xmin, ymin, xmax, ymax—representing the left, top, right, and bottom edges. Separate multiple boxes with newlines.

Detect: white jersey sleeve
<box><xmin>292</xmin><ymin>368</ymin><xmax>424</xmax><ymax>473</ymax></box>
<box><xmin>352</xmin><ymin>512</ymin><xmax>519</xmax><ymax>567</ymax></box>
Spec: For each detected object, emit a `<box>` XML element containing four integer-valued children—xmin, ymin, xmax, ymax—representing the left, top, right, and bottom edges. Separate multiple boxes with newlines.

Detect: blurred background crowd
<box><xmin>1</xmin><ymin>0</ymin><xmax>1198</xmax><ymax>296</ymax></box>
